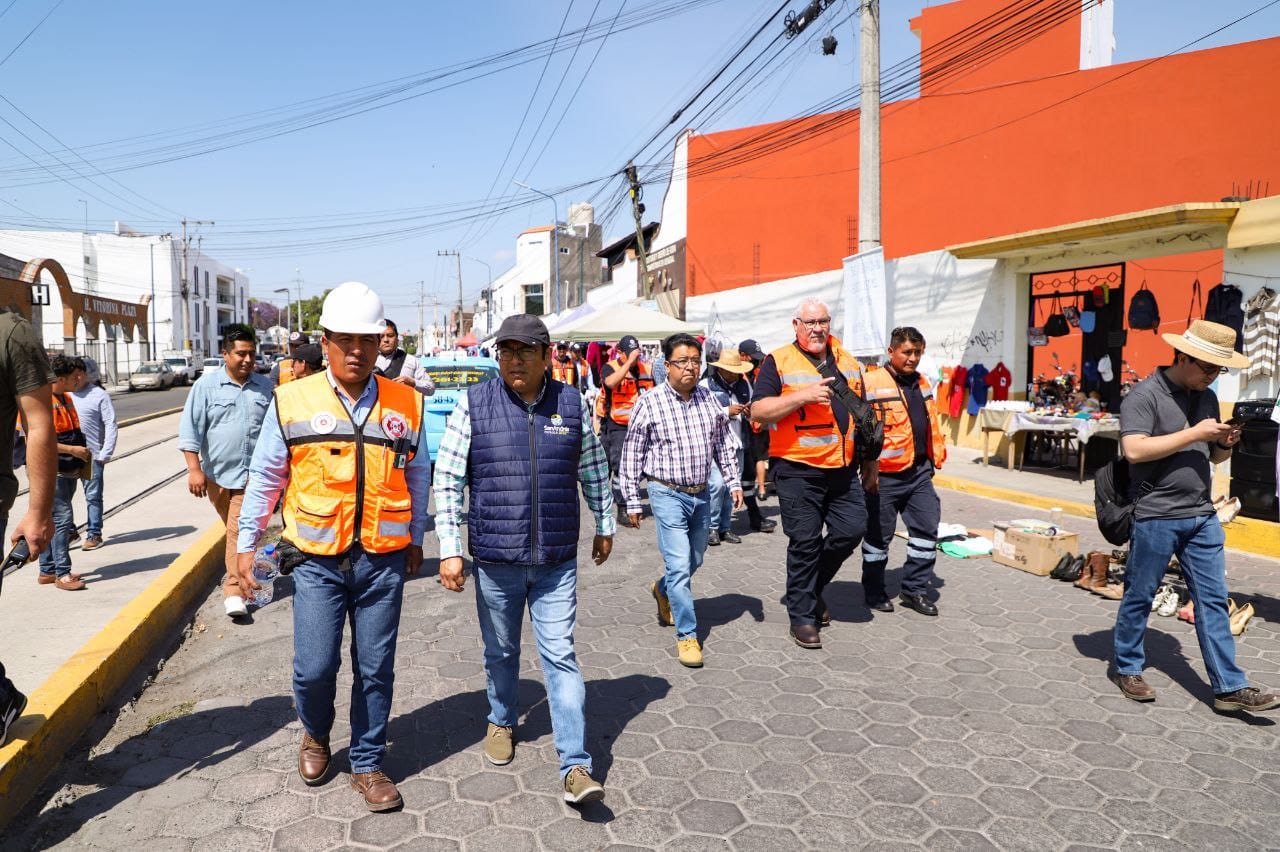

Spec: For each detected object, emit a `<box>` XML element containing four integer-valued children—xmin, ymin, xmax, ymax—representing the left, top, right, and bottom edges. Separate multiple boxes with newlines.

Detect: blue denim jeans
<box><xmin>706</xmin><ymin>447</ymin><xmax>743</xmax><ymax>534</ymax></box>
<box><xmin>80</xmin><ymin>460</ymin><xmax>104</xmax><ymax>539</ymax></box>
<box><xmin>649</xmin><ymin>481</ymin><xmax>710</xmax><ymax>640</ymax></box>
<box><xmin>474</xmin><ymin>558</ymin><xmax>589</xmax><ymax>779</ymax></box>
<box><xmin>1114</xmin><ymin>515</ymin><xmax>1248</xmax><ymax>695</ymax></box>
<box><xmin>291</xmin><ymin>545</ymin><xmax>405</xmax><ymax>773</ymax></box>
<box><xmin>38</xmin><ymin>477</ymin><xmax>78</xmax><ymax>578</ymax></box>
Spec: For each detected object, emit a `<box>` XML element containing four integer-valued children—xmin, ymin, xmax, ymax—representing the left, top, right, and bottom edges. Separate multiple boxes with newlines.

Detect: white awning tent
<box><xmin>557</xmin><ymin>302</ymin><xmax>704</xmax><ymax>342</ymax></box>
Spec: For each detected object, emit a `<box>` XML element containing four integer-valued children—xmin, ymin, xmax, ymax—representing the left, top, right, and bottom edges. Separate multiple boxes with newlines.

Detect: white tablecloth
<box><xmin>1003</xmin><ymin>412</ymin><xmax>1121</xmax><ymax>444</ymax></box>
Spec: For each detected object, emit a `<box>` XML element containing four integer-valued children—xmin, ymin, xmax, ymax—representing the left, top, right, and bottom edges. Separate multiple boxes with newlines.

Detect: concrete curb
<box><xmin>934</xmin><ymin>473</ymin><xmax>1278</xmax><ymax>559</ymax></box>
<box><xmin>0</xmin><ymin>522</ymin><xmax>227</xmax><ymax>829</ymax></box>
<box><xmin>117</xmin><ymin>406</ymin><xmax>184</xmax><ymax>429</ymax></box>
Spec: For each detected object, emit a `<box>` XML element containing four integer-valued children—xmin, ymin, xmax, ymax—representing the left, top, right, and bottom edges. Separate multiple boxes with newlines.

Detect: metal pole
<box><xmin>858</xmin><ymin>0</ymin><xmax>881</xmax><ymax>254</ymax></box>
<box><xmin>514</xmin><ymin>181</ymin><xmax>560</xmax><ymax>316</ymax></box>
<box><xmin>468</xmin><ymin>258</ymin><xmax>492</xmax><ymax>336</ymax></box>
<box><xmin>149</xmin><ymin>241</ymin><xmax>157</xmax><ymax>359</ymax></box>
<box><xmin>274</xmin><ymin>287</ymin><xmax>292</xmax><ymax>337</ymax></box>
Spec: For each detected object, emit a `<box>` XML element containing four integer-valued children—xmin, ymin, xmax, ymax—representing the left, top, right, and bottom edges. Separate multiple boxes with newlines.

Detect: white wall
<box><xmin>1221</xmin><ymin>242</ymin><xmax>1280</xmax><ymax>404</ymax></box>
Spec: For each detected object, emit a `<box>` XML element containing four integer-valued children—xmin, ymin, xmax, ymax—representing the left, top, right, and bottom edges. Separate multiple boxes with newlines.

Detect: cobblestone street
<box><xmin>14</xmin><ymin>488</ymin><xmax>1280</xmax><ymax>851</ymax></box>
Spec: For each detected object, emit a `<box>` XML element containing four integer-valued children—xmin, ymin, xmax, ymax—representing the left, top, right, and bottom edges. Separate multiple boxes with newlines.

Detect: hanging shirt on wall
<box><xmin>936</xmin><ymin>366</ymin><xmax>954</xmax><ymax>416</ymax></box>
<box><xmin>948</xmin><ymin>365</ymin><xmax>968</xmax><ymax>419</ymax></box>
<box><xmin>966</xmin><ymin>363</ymin><xmax>990</xmax><ymax>415</ymax></box>
<box><xmin>985</xmin><ymin>361</ymin><xmax>1012</xmax><ymax>401</ymax></box>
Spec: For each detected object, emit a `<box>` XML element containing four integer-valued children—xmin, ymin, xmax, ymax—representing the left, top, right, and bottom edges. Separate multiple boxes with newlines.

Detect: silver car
<box><xmin>129</xmin><ymin>361</ymin><xmax>176</xmax><ymax>391</ymax></box>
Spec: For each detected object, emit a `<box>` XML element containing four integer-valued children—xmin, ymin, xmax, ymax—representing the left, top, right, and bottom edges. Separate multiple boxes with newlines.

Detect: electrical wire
<box><xmin>0</xmin><ymin>0</ymin><xmax>64</xmax><ymax>69</ymax></box>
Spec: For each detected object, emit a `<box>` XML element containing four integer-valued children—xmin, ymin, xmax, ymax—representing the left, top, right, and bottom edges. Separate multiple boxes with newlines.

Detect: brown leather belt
<box><xmin>648</xmin><ymin>477</ymin><xmax>707</xmax><ymax>494</ymax></box>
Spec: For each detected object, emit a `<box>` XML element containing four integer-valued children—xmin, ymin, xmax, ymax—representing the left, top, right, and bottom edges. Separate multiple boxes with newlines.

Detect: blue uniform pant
<box><xmin>861</xmin><ymin>464</ymin><xmax>941</xmax><ymax>601</ymax></box>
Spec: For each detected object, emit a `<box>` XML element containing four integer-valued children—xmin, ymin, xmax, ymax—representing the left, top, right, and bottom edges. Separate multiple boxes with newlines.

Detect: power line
<box><xmin>0</xmin><ymin>0</ymin><xmax>64</xmax><ymax>69</ymax></box>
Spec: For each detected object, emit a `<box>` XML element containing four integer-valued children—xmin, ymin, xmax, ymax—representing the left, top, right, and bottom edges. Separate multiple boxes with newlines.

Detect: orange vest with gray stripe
<box><xmin>768</xmin><ymin>338</ymin><xmax>863</xmax><ymax>469</ymax></box>
<box><xmin>861</xmin><ymin>366</ymin><xmax>946</xmax><ymax>473</ymax></box>
<box><xmin>277</xmin><ymin>358</ymin><xmax>295</xmax><ymax>384</ymax></box>
<box><xmin>594</xmin><ymin>357</ymin><xmax>653</xmax><ymax>425</ymax></box>
<box><xmin>276</xmin><ymin>373</ymin><xmax>421</xmax><ymax>556</ymax></box>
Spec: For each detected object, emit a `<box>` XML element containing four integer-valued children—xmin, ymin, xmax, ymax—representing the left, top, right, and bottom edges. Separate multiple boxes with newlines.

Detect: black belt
<box><xmin>649</xmin><ymin>476</ymin><xmax>706</xmax><ymax>494</ymax></box>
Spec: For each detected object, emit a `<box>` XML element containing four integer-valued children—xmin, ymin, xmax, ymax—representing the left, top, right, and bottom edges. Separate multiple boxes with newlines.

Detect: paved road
<box><xmin>111</xmin><ymin>385</ymin><xmax>191</xmax><ymax>422</ymax></box>
<box><xmin>12</xmin><ymin>488</ymin><xmax>1280</xmax><ymax>850</ymax></box>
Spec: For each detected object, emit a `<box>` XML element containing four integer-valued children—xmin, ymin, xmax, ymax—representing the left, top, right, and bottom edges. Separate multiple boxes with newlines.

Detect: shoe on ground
<box><xmin>81</xmin><ymin>537</ymin><xmax>104</xmax><ymax>551</ymax></box>
<box><xmin>351</xmin><ymin>770</ymin><xmax>403</xmax><ymax>812</ymax></box>
<box><xmin>789</xmin><ymin>624</ymin><xmax>822</xmax><ymax>649</ymax></box>
<box><xmin>224</xmin><ymin>596</ymin><xmax>249</xmax><ymax>618</ymax></box>
<box><xmin>1151</xmin><ymin>585</ymin><xmax>1172</xmax><ymax>613</ymax></box>
<box><xmin>298</xmin><ymin>733</ymin><xmax>331</xmax><ymax>785</ymax></box>
<box><xmin>1216</xmin><ymin>496</ymin><xmax>1242</xmax><ymax>525</ymax></box>
<box><xmin>37</xmin><ymin>571</ymin><xmax>82</xmax><ymax>585</ymax></box>
<box><xmin>650</xmin><ymin>581</ymin><xmax>673</xmax><ymax>627</ymax></box>
<box><xmin>68</xmin><ymin>530</ymin><xmax>80</xmax><ymax>543</ymax></box>
<box><xmin>755</xmin><ymin>482</ymin><xmax>768</xmax><ymax>501</ymax></box>
<box><xmin>563</xmin><ymin>765</ymin><xmax>605</xmax><ymax>804</ymax></box>
<box><xmin>707</xmin><ymin>530</ymin><xmax>720</xmax><ymax>547</ymax></box>
<box><xmin>677</xmin><ymin>637</ymin><xmax>703</xmax><ymax>668</ymax></box>
<box><xmin>867</xmin><ymin>597</ymin><xmax>894</xmax><ymax>613</ymax></box>
<box><xmin>1092</xmin><ymin>583</ymin><xmax>1123</xmax><ymax>601</ymax></box>
<box><xmin>1213</xmin><ymin>687</ymin><xmax>1280</xmax><ymax>713</ymax></box>
<box><xmin>484</xmin><ymin>722</ymin><xmax>514</xmax><ymax>765</ymax></box>
<box><xmin>1230</xmin><ymin>602</ymin><xmax>1255</xmax><ymax>637</ymax></box>
<box><xmin>750</xmin><ymin>518</ymin><xmax>777</xmax><ymax>533</ymax></box>
<box><xmin>1156</xmin><ymin>587</ymin><xmax>1181</xmax><ymax>617</ymax></box>
<box><xmin>720</xmin><ymin>530</ymin><xmax>742</xmax><ymax>544</ymax></box>
<box><xmin>54</xmin><ymin>575</ymin><xmax>86</xmax><ymax>591</ymax></box>
<box><xmin>1051</xmin><ymin>553</ymin><xmax>1073</xmax><ymax>580</ymax></box>
<box><xmin>1</xmin><ymin>688</ymin><xmax>28</xmax><ymax>747</ymax></box>
<box><xmin>899</xmin><ymin>593</ymin><xmax>939</xmax><ymax>617</ymax></box>
<box><xmin>1111</xmin><ymin>672</ymin><xmax>1156</xmax><ymax>702</ymax></box>
<box><xmin>1178</xmin><ymin>600</ymin><xmax>1195</xmax><ymax>624</ymax></box>
<box><xmin>1062</xmin><ymin>554</ymin><xmax>1085</xmax><ymax>582</ymax></box>
<box><xmin>817</xmin><ymin>596</ymin><xmax>831</xmax><ymax>627</ymax></box>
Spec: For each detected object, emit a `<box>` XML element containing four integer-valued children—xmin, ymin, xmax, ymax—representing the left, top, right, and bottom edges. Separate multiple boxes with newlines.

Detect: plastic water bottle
<box><xmin>251</xmin><ymin>544</ymin><xmax>279</xmax><ymax>607</ymax></box>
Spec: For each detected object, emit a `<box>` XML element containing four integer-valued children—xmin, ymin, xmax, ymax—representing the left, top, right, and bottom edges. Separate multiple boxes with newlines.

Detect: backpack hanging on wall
<box><xmin>1128</xmin><ymin>281</ymin><xmax>1160</xmax><ymax>331</ymax></box>
<box><xmin>1079</xmin><ymin>290</ymin><xmax>1097</xmax><ymax>333</ymax></box>
<box><xmin>1044</xmin><ymin>291</ymin><xmax>1070</xmax><ymax>337</ymax></box>
<box><xmin>1204</xmin><ymin>282</ymin><xmax>1246</xmax><ymax>353</ymax></box>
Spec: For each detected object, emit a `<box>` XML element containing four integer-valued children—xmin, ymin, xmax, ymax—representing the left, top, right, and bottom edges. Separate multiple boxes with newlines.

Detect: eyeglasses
<box><xmin>496</xmin><ymin>347</ymin><xmax>540</xmax><ymax>362</ymax></box>
<box><xmin>1190</xmin><ymin>357</ymin><xmax>1228</xmax><ymax>377</ymax></box>
<box><xmin>795</xmin><ymin>317</ymin><xmax>831</xmax><ymax>328</ymax></box>
<box><xmin>666</xmin><ymin>357</ymin><xmax>701</xmax><ymax>370</ymax></box>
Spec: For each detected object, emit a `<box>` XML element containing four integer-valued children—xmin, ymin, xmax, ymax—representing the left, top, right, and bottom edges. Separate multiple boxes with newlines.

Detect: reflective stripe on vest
<box><xmin>767</xmin><ymin>338</ymin><xmax>862</xmax><ymax>469</ymax></box>
<box><xmin>601</xmin><ymin>358</ymin><xmax>653</xmax><ymax>426</ymax></box>
<box><xmin>861</xmin><ymin>366</ymin><xmax>947</xmax><ymax>473</ymax></box>
<box><xmin>277</xmin><ymin>373</ymin><xmax>422</xmax><ymax>556</ymax></box>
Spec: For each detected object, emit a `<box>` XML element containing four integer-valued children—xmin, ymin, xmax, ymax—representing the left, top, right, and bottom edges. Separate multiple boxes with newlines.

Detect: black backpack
<box><xmin>1128</xmin><ymin>283</ymin><xmax>1160</xmax><ymax>331</ymax></box>
<box><xmin>1204</xmin><ymin>283</ymin><xmax>1246</xmax><ymax>352</ymax></box>
<box><xmin>1095</xmin><ymin>457</ymin><xmax>1171</xmax><ymax>545</ymax></box>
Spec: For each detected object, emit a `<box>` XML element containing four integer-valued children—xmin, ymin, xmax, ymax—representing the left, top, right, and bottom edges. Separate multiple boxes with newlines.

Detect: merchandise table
<box><xmin>979</xmin><ymin>410</ymin><xmax>1121</xmax><ymax>480</ymax></box>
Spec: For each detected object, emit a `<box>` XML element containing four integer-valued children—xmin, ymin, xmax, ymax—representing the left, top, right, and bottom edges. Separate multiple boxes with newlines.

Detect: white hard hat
<box><xmin>318</xmin><ymin>282</ymin><xmax>387</xmax><ymax>335</ymax></box>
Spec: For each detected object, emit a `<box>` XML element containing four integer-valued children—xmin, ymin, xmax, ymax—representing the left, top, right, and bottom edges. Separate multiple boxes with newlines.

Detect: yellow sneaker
<box><xmin>651</xmin><ymin>581</ymin><xmax>673</xmax><ymax>627</ymax></box>
<box><xmin>483</xmin><ymin>722</ymin><xmax>513</xmax><ymax>765</ymax></box>
<box><xmin>677</xmin><ymin>637</ymin><xmax>703</xmax><ymax>668</ymax></box>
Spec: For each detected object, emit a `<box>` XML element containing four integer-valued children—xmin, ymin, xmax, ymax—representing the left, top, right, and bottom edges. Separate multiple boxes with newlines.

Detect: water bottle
<box><xmin>251</xmin><ymin>543</ymin><xmax>279</xmax><ymax>607</ymax></box>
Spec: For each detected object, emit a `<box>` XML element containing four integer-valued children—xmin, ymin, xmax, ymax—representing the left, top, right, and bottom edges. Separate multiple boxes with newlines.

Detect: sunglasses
<box><xmin>1189</xmin><ymin>357</ymin><xmax>1228</xmax><ymax>377</ymax></box>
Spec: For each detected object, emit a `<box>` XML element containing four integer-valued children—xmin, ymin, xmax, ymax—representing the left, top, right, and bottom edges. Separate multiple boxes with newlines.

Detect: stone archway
<box><xmin>19</xmin><ymin>257</ymin><xmax>149</xmax><ymax>352</ymax></box>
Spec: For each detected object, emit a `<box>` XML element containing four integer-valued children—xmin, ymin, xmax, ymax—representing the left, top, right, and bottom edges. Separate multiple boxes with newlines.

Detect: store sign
<box><xmin>29</xmin><ymin>283</ymin><xmax>50</xmax><ymax>306</ymax></box>
<box><xmin>842</xmin><ymin>247</ymin><xmax>887</xmax><ymax>357</ymax></box>
<box><xmin>84</xmin><ymin>295</ymin><xmax>139</xmax><ymax>322</ymax></box>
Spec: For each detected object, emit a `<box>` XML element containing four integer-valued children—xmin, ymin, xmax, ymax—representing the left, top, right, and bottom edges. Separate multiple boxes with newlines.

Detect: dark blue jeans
<box><xmin>1114</xmin><ymin>515</ymin><xmax>1248</xmax><ymax>695</ymax></box>
<box><xmin>291</xmin><ymin>545</ymin><xmax>405</xmax><ymax>773</ymax></box>
<box><xmin>38</xmin><ymin>477</ymin><xmax>77</xmax><ymax>578</ymax></box>
<box><xmin>80</xmin><ymin>460</ymin><xmax>104</xmax><ymax>539</ymax></box>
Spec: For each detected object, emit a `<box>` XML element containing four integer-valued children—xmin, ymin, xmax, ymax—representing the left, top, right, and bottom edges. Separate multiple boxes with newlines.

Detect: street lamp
<box><xmin>273</xmin><ymin>287</ymin><xmax>292</xmax><ymax>337</ymax></box>
<box><xmin>513</xmin><ymin>180</ymin><xmax>560</xmax><ymax>316</ymax></box>
<box><xmin>468</xmin><ymin>257</ymin><xmax>492</xmax><ymax>337</ymax></box>
<box><xmin>76</xmin><ymin>198</ymin><xmax>88</xmax><ymax>233</ymax></box>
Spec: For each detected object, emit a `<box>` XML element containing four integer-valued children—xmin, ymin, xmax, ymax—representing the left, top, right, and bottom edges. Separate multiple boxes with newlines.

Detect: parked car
<box><xmin>418</xmin><ymin>353</ymin><xmax>500</xmax><ymax>462</ymax></box>
<box><xmin>254</xmin><ymin>354</ymin><xmax>270</xmax><ymax>374</ymax></box>
<box><xmin>162</xmin><ymin>352</ymin><xmax>197</xmax><ymax>385</ymax></box>
<box><xmin>202</xmin><ymin>357</ymin><xmax>222</xmax><ymax>374</ymax></box>
<box><xmin>129</xmin><ymin>361</ymin><xmax>177</xmax><ymax>391</ymax></box>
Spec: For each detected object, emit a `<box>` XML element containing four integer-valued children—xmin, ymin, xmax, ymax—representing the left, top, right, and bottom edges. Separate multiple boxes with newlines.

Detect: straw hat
<box><xmin>1162</xmin><ymin>320</ymin><xmax>1251</xmax><ymax>369</ymax></box>
<box><xmin>709</xmin><ymin>348</ymin><xmax>753</xmax><ymax>374</ymax></box>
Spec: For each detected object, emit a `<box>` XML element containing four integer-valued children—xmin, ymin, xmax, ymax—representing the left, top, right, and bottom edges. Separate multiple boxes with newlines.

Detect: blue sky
<box><xmin>0</xmin><ymin>0</ymin><xmax>1277</xmax><ymax>317</ymax></box>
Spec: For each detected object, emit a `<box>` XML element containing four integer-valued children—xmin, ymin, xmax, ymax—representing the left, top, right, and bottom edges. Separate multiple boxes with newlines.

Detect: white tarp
<box><xmin>558</xmin><ymin>302</ymin><xmax>703</xmax><ymax>342</ymax></box>
<box><xmin>842</xmin><ymin>247</ymin><xmax>887</xmax><ymax>357</ymax></box>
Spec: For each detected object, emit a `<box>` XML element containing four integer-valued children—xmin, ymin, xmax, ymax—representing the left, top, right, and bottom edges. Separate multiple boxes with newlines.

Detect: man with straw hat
<box><xmin>1112</xmin><ymin>319</ymin><xmax>1277</xmax><ymax>712</ymax></box>
<box><xmin>700</xmin><ymin>346</ymin><xmax>776</xmax><ymax>543</ymax></box>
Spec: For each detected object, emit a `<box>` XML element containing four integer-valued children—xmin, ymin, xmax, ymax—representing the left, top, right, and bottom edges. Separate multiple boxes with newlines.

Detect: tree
<box><xmin>248</xmin><ymin>299</ymin><xmax>280</xmax><ymax>331</ymax></box>
<box><xmin>297</xmin><ymin>290</ymin><xmax>330</xmax><ymax>333</ymax></box>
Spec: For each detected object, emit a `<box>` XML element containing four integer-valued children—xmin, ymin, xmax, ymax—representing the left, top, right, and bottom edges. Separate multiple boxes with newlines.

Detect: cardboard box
<box><xmin>991</xmin><ymin>523</ymin><xmax>1079</xmax><ymax>576</ymax></box>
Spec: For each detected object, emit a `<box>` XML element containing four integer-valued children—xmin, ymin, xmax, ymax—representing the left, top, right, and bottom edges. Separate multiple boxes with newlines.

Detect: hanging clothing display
<box><xmin>966</xmin><ymin>363</ymin><xmax>989</xmax><ymax>416</ymax></box>
<box><xmin>1204</xmin><ymin>283</ymin><xmax>1246</xmax><ymax>353</ymax></box>
<box><xmin>936</xmin><ymin>366</ymin><xmax>954</xmax><ymax>415</ymax></box>
<box><xmin>985</xmin><ymin>362</ymin><xmax>1012</xmax><ymax>401</ymax></box>
<box><xmin>1242</xmin><ymin>287</ymin><xmax>1279</xmax><ymax>385</ymax></box>
<box><xmin>947</xmin><ymin>365</ymin><xmax>968</xmax><ymax>419</ymax></box>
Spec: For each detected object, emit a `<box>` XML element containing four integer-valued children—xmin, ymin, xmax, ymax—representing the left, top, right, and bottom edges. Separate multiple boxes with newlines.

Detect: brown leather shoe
<box><xmin>351</xmin><ymin>770</ymin><xmax>403</xmax><ymax>812</ymax></box>
<box><xmin>1111</xmin><ymin>672</ymin><xmax>1156</xmax><ymax>702</ymax></box>
<box><xmin>817</xmin><ymin>596</ymin><xmax>831</xmax><ymax>628</ymax></box>
<box><xmin>54</xmin><ymin>575</ymin><xmax>86</xmax><ymax>591</ymax></box>
<box><xmin>789</xmin><ymin>624</ymin><xmax>822</xmax><ymax>649</ymax></box>
<box><xmin>298</xmin><ymin>733</ymin><xmax>331</xmax><ymax>785</ymax></box>
<box><xmin>38</xmin><ymin>572</ymin><xmax>82</xmax><ymax>585</ymax></box>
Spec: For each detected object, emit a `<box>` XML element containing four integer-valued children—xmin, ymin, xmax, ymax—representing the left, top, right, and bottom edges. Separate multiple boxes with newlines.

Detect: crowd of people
<box><xmin>2</xmin><ymin>283</ymin><xmax>1276</xmax><ymax>819</ymax></box>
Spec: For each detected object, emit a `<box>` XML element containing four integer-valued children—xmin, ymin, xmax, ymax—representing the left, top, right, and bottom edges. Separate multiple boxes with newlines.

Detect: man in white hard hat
<box><xmin>237</xmin><ymin>281</ymin><xmax>431</xmax><ymax>812</ymax></box>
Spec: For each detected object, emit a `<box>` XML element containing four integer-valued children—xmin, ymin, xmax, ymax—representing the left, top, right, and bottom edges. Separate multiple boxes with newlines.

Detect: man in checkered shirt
<box><xmin>620</xmin><ymin>332</ymin><xmax>743</xmax><ymax>669</ymax></box>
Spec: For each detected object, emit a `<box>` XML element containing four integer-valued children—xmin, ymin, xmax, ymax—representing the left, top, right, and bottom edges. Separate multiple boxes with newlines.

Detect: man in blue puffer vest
<box><xmin>433</xmin><ymin>314</ymin><xmax>616</xmax><ymax>805</ymax></box>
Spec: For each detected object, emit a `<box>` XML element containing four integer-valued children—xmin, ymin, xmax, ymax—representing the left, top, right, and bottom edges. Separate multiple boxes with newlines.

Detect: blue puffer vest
<box><xmin>467</xmin><ymin>377</ymin><xmax>582</xmax><ymax>566</ymax></box>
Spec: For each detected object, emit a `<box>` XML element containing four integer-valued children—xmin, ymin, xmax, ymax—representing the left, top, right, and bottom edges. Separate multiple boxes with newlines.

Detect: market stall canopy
<box><xmin>558</xmin><ymin>302</ymin><xmax>704</xmax><ymax>342</ymax></box>
<box><xmin>545</xmin><ymin>302</ymin><xmax>597</xmax><ymax>334</ymax></box>
<box><xmin>455</xmin><ymin>332</ymin><xmax>477</xmax><ymax>348</ymax></box>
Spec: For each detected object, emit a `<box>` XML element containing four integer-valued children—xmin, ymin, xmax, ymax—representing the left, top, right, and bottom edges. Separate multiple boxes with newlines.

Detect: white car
<box><xmin>202</xmin><ymin>357</ymin><xmax>222</xmax><ymax>374</ymax></box>
<box><xmin>162</xmin><ymin>354</ymin><xmax>197</xmax><ymax>385</ymax></box>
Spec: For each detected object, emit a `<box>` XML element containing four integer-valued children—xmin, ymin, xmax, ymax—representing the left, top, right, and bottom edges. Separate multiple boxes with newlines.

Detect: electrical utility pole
<box><xmin>180</xmin><ymin>218</ymin><xmax>212</xmax><ymax>352</ymax></box>
<box><xmin>416</xmin><ymin>280</ymin><xmax>425</xmax><ymax>354</ymax></box>
<box><xmin>625</xmin><ymin>163</ymin><xmax>650</xmax><ymax>297</ymax></box>
<box><xmin>438</xmin><ymin>250</ymin><xmax>463</xmax><ymax>344</ymax></box>
<box><xmin>294</xmin><ymin>268</ymin><xmax>304</xmax><ymax>333</ymax></box>
<box><xmin>858</xmin><ymin>0</ymin><xmax>881</xmax><ymax>254</ymax></box>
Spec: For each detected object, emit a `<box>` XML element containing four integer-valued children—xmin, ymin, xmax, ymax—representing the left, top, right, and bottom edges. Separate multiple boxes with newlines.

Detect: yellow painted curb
<box><xmin>117</xmin><ymin>406</ymin><xmax>184</xmax><ymax>429</ymax></box>
<box><xmin>934</xmin><ymin>474</ymin><xmax>1279</xmax><ymax>560</ymax></box>
<box><xmin>0</xmin><ymin>522</ymin><xmax>227</xmax><ymax>829</ymax></box>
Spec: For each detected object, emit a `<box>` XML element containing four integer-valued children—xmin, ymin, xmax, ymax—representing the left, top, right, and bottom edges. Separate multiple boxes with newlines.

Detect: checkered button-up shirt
<box><xmin>619</xmin><ymin>381</ymin><xmax>741</xmax><ymax>514</ymax></box>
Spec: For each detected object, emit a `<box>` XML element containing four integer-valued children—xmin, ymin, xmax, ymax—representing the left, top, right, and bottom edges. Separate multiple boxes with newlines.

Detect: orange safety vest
<box><xmin>550</xmin><ymin>358</ymin><xmax>578</xmax><ymax>387</ymax></box>
<box><xmin>861</xmin><ymin>366</ymin><xmax>947</xmax><ymax>473</ymax></box>
<box><xmin>594</xmin><ymin>357</ymin><xmax>653</xmax><ymax>426</ymax></box>
<box><xmin>52</xmin><ymin>392</ymin><xmax>81</xmax><ymax>433</ymax></box>
<box><xmin>277</xmin><ymin>358</ymin><xmax>295</xmax><ymax>385</ymax></box>
<box><xmin>277</xmin><ymin>373</ymin><xmax>422</xmax><ymax>556</ymax></box>
<box><xmin>768</xmin><ymin>338</ymin><xmax>864</xmax><ymax>469</ymax></box>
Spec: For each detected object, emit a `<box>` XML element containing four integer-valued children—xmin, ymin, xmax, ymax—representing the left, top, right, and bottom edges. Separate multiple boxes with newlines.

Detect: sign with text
<box><xmin>842</xmin><ymin>247</ymin><xmax>887</xmax><ymax>356</ymax></box>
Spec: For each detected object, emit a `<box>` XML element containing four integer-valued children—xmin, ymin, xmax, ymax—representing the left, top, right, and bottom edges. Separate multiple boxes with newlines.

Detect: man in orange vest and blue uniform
<box><xmin>597</xmin><ymin>335</ymin><xmax>654</xmax><ymax>514</ymax></box>
<box><xmin>750</xmin><ymin>299</ymin><xmax>874</xmax><ymax>650</ymax></box>
<box><xmin>236</xmin><ymin>282</ymin><xmax>429</xmax><ymax>813</ymax></box>
<box><xmin>860</xmin><ymin>327</ymin><xmax>947</xmax><ymax>617</ymax></box>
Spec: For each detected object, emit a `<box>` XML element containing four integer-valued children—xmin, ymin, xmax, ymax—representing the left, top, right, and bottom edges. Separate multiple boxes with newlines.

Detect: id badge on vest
<box><xmin>392</xmin><ymin>436</ymin><xmax>409</xmax><ymax>469</ymax></box>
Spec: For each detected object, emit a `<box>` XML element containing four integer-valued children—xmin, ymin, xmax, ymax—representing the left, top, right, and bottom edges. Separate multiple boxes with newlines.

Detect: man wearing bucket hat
<box><xmin>700</xmin><ymin>346</ymin><xmax>776</xmax><ymax>542</ymax></box>
<box><xmin>1112</xmin><ymin>319</ymin><xmax>1277</xmax><ymax>712</ymax></box>
<box><xmin>236</xmin><ymin>281</ymin><xmax>432</xmax><ymax>810</ymax></box>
